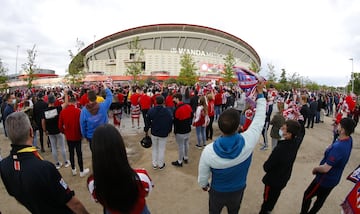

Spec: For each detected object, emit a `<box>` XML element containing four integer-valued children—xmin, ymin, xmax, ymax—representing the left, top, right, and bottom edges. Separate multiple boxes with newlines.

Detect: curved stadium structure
<box><xmin>80</xmin><ymin>23</ymin><xmax>261</xmax><ymax>81</ymax></box>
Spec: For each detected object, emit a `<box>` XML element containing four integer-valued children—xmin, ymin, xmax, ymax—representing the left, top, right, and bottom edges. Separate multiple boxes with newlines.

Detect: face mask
<box><xmin>279</xmin><ymin>129</ymin><xmax>284</xmax><ymax>139</ymax></box>
<box><xmin>12</xmin><ymin>99</ymin><xmax>16</xmax><ymax>104</ymax></box>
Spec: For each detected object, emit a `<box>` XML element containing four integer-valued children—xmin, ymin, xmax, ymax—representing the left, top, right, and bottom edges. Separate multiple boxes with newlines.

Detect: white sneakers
<box><xmin>71</xmin><ymin>168</ymin><xmax>90</xmax><ymax>177</ymax></box>
<box><xmin>80</xmin><ymin>168</ymin><xmax>90</xmax><ymax>177</ymax></box>
<box><xmin>64</xmin><ymin>161</ymin><xmax>70</xmax><ymax>168</ymax></box>
<box><xmin>71</xmin><ymin>168</ymin><xmax>77</xmax><ymax>176</ymax></box>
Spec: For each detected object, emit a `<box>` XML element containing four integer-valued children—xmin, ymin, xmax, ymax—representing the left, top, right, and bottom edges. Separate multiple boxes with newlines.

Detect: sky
<box><xmin>0</xmin><ymin>0</ymin><xmax>359</xmax><ymax>87</ymax></box>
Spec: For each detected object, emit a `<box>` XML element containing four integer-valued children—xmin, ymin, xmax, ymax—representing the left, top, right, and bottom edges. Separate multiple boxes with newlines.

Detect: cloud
<box><xmin>0</xmin><ymin>0</ymin><xmax>359</xmax><ymax>87</ymax></box>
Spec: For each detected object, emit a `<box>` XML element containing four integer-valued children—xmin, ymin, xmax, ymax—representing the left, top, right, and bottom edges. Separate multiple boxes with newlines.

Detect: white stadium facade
<box><xmin>80</xmin><ymin>23</ymin><xmax>261</xmax><ymax>82</ymax></box>
<box><xmin>7</xmin><ymin>24</ymin><xmax>261</xmax><ymax>87</ymax></box>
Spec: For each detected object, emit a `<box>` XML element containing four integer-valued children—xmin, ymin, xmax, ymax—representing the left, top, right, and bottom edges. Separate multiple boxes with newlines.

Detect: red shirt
<box><xmin>208</xmin><ymin>99</ymin><xmax>215</xmax><ymax>117</ymax></box>
<box><xmin>117</xmin><ymin>93</ymin><xmax>124</xmax><ymax>104</ymax></box>
<box><xmin>165</xmin><ymin>95</ymin><xmax>174</xmax><ymax>107</ymax></box>
<box><xmin>130</xmin><ymin>93</ymin><xmax>140</xmax><ymax>106</ymax></box>
<box><xmin>139</xmin><ymin>94</ymin><xmax>151</xmax><ymax>110</ymax></box>
<box><xmin>79</xmin><ymin>93</ymin><xmax>89</xmax><ymax>107</ymax></box>
<box><xmin>175</xmin><ymin>102</ymin><xmax>192</xmax><ymax>120</ymax></box>
<box><xmin>151</xmin><ymin>94</ymin><xmax>161</xmax><ymax>106</ymax></box>
<box><xmin>214</xmin><ymin>93</ymin><xmax>222</xmax><ymax>105</ymax></box>
<box><xmin>58</xmin><ymin>104</ymin><xmax>82</xmax><ymax>141</ymax></box>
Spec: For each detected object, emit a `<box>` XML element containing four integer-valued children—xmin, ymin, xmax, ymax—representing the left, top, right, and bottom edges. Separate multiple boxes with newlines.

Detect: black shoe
<box><xmin>171</xmin><ymin>160</ymin><xmax>183</xmax><ymax>167</ymax></box>
<box><xmin>183</xmin><ymin>158</ymin><xmax>188</xmax><ymax>164</ymax></box>
<box><xmin>159</xmin><ymin>163</ymin><xmax>166</xmax><ymax>170</ymax></box>
<box><xmin>41</xmin><ymin>148</ymin><xmax>45</xmax><ymax>153</ymax></box>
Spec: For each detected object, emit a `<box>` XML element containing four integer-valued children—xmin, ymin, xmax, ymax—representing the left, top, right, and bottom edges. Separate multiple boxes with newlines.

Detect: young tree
<box><xmin>222</xmin><ymin>51</ymin><xmax>236</xmax><ymax>84</ymax></box>
<box><xmin>279</xmin><ymin>68</ymin><xmax>287</xmax><ymax>84</ymax></box>
<box><xmin>249</xmin><ymin>61</ymin><xmax>260</xmax><ymax>73</ymax></box>
<box><xmin>22</xmin><ymin>45</ymin><xmax>37</xmax><ymax>88</ymax></box>
<box><xmin>178</xmin><ymin>53</ymin><xmax>197</xmax><ymax>86</ymax></box>
<box><xmin>288</xmin><ymin>72</ymin><xmax>301</xmax><ymax>89</ymax></box>
<box><xmin>67</xmin><ymin>38</ymin><xmax>85</xmax><ymax>86</ymax></box>
<box><xmin>125</xmin><ymin>37</ymin><xmax>144</xmax><ymax>83</ymax></box>
<box><xmin>266</xmin><ymin>63</ymin><xmax>277</xmax><ymax>83</ymax></box>
<box><xmin>0</xmin><ymin>58</ymin><xmax>9</xmax><ymax>90</ymax></box>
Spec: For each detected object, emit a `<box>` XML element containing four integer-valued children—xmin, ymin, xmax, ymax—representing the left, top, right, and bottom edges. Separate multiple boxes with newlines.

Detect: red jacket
<box><xmin>58</xmin><ymin>104</ymin><xmax>82</xmax><ymax>141</ymax></box>
<box><xmin>79</xmin><ymin>94</ymin><xmax>89</xmax><ymax>107</ymax></box>
<box><xmin>208</xmin><ymin>99</ymin><xmax>215</xmax><ymax>117</ymax></box>
<box><xmin>214</xmin><ymin>93</ymin><xmax>222</xmax><ymax>106</ymax></box>
<box><xmin>139</xmin><ymin>94</ymin><xmax>151</xmax><ymax>110</ymax></box>
<box><xmin>165</xmin><ymin>95</ymin><xmax>174</xmax><ymax>107</ymax></box>
<box><xmin>130</xmin><ymin>93</ymin><xmax>140</xmax><ymax>106</ymax></box>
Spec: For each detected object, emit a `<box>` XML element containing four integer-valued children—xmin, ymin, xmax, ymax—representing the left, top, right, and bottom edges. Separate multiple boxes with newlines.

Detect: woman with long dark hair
<box><xmin>87</xmin><ymin>124</ymin><xmax>154</xmax><ymax>214</ymax></box>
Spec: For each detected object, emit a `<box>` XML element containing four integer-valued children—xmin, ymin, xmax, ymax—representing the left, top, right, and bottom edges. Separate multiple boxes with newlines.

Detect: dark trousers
<box><xmin>38</xmin><ymin>126</ymin><xmax>44</xmax><ymax>150</ymax></box>
<box><xmin>307</xmin><ymin>114</ymin><xmax>315</xmax><ymax>128</ymax></box>
<box><xmin>209</xmin><ymin>187</ymin><xmax>245</xmax><ymax>214</ymax></box>
<box><xmin>206</xmin><ymin>116</ymin><xmax>214</xmax><ymax>140</ymax></box>
<box><xmin>259</xmin><ymin>185</ymin><xmax>282</xmax><ymax>214</ymax></box>
<box><xmin>300</xmin><ymin>178</ymin><xmax>334</xmax><ymax>214</ymax></box>
<box><xmin>67</xmin><ymin>140</ymin><xmax>84</xmax><ymax>171</ymax></box>
<box><xmin>142</xmin><ymin>109</ymin><xmax>149</xmax><ymax>128</ymax></box>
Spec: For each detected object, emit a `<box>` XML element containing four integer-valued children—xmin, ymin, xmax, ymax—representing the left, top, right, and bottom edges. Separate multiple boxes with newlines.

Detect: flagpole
<box><xmin>349</xmin><ymin>58</ymin><xmax>354</xmax><ymax>93</ymax></box>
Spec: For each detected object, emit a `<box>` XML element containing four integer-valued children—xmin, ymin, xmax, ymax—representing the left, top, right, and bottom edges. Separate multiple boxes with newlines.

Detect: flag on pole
<box><xmin>234</xmin><ymin>67</ymin><xmax>259</xmax><ymax>90</ymax></box>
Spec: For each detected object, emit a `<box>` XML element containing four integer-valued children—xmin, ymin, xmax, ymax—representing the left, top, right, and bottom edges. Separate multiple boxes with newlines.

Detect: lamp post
<box><xmin>350</xmin><ymin>58</ymin><xmax>354</xmax><ymax>93</ymax></box>
<box><xmin>92</xmin><ymin>35</ymin><xmax>96</xmax><ymax>72</ymax></box>
<box><xmin>15</xmin><ymin>45</ymin><xmax>19</xmax><ymax>76</ymax></box>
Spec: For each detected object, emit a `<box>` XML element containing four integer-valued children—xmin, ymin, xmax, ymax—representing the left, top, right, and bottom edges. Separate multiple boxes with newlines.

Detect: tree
<box><xmin>125</xmin><ymin>37</ymin><xmax>144</xmax><ymax>83</ymax></box>
<box><xmin>266</xmin><ymin>63</ymin><xmax>277</xmax><ymax>83</ymax></box>
<box><xmin>279</xmin><ymin>68</ymin><xmax>287</xmax><ymax>84</ymax></box>
<box><xmin>178</xmin><ymin>53</ymin><xmax>197</xmax><ymax>86</ymax></box>
<box><xmin>288</xmin><ymin>72</ymin><xmax>301</xmax><ymax>89</ymax></box>
<box><xmin>21</xmin><ymin>45</ymin><xmax>37</xmax><ymax>88</ymax></box>
<box><xmin>249</xmin><ymin>61</ymin><xmax>260</xmax><ymax>73</ymax></box>
<box><xmin>0</xmin><ymin>58</ymin><xmax>9</xmax><ymax>90</ymax></box>
<box><xmin>222</xmin><ymin>51</ymin><xmax>236</xmax><ymax>84</ymax></box>
<box><xmin>67</xmin><ymin>38</ymin><xmax>85</xmax><ymax>86</ymax></box>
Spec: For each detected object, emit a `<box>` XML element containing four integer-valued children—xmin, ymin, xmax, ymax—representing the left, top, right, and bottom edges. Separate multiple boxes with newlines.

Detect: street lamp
<box><xmin>349</xmin><ymin>58</ymin><xmax>354</xmax><ymax>93</ymax></box>
<box><xmin>92</xmin><ymin>35</ymin><xmax>96</xmax><ymax>72</ymax></box>
<box><xmin>15</xmin><ymin>45</ymin><xmax>19</xmax><ymax>76</ymax></box>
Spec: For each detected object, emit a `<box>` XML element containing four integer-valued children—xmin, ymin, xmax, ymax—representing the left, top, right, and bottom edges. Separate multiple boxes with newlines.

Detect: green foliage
<box><xmin>178</xmin><ymin>53</ymin><xmax>197</xmax><ymax>86</ymax></box>
<box><xmin>66</xmin><ymin>38</ymin><xmax>85</xmax><ymax>86</ymax></box>
<box><xmin>0</xmin><ymin>58</ymin><xmax>9</xmax><ymax>90</ymax></box>
<box><xmin>346</xmin><ymin>72</ymin><xmax>360</xmax><ymax>95</ymax></box>
<box><xmin>67</xmin><ymin>53</ymin><xmax>85</xmax><ymax>86</ymax></box>
<box><xmin>279</xmin><ymin>68</ymin><xmax>287</xmax><ymax>84</ymax></box>
<box><xmin>164</xmin><ymin>77</ymin><xmax>178</xmax><ymax>85</ymax></box>
<box><xmin>21</xmin><ymin>45</ymin><xmax>37</xmax><ymax>88</ymax></box>
<box><xmin>223</xmin><ymin>51</ymin><xmax>235</xmax><ymax>84</ymax></box>
<box><xmin>249</xmin><ymin>61</ymin><xmax>260</xmax><ymax>72</ymax></box>
<box><xmin>266</xmin><ymin>63</ymin><xmax>277</xmax><ymax>82</ymax></box>
<box><xmin>125</xmin><ymin>37</ymin><xmax>144</xmax><ymax>83</ymax></box>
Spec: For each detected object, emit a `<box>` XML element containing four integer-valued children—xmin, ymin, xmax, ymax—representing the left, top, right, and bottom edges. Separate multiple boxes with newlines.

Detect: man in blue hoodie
<box><xmin>80</xmin><ymin>82</ymin><xmax>112</xmax><ymax>151</ymax></box>
<box><xmin>198</xmin><ymin>81</ymin><xmax>266</xmax><ymax>214</ymax></box>
<box><xmin>144</xmin><ymin>95</ymin><xmax>173</xmax><ymax>170</ymax></box>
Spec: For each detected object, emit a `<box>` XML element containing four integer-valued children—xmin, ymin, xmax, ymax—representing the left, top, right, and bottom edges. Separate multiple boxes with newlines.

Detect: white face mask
<box><xmin>279</xmin><ymin>129</ymin><xmax>284</xmax><ymax>139</ymax></box>
<box><xmin>12</xmin><ymin>99</ymin><xmax>16</xmax><ymax>104</ymax></box>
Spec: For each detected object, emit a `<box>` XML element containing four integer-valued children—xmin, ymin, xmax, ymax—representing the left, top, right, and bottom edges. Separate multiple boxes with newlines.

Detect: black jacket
<box><xmin>262</xmin><ymin>138</ymin><xmax>300</xmax><ymax>189</ymax></box>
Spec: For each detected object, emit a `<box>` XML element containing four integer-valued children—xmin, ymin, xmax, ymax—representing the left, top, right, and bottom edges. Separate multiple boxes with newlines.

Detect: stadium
<box><xmin>80</xmin><ymin>23</ymin><xmax>261</xmax><ymax>82</ymax></box>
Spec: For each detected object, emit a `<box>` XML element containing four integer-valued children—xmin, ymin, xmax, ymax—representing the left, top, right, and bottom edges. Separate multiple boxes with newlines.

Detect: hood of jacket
<box><xmin>213</xmin><ymin>133</ymin><xmax>245</xmax><ymax>159</ymax></box>
<box><xmin>86</xmin><ymin>102</ymin><xmax>100</xmax><ymax>115</ymax></box>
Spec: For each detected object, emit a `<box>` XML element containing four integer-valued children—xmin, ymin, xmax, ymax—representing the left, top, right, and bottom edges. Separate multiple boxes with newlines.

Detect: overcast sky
<box><xmin>0</xmin><ymin>0</ymin><xmax>359</xmax><ymax>86</ymax></box>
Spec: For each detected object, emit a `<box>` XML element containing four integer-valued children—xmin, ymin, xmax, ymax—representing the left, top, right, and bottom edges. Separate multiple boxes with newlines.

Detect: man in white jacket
<box><xmin>198</xmin><ymin>81</ymin><xmax>266</xmax><ymax>214</ymax></box>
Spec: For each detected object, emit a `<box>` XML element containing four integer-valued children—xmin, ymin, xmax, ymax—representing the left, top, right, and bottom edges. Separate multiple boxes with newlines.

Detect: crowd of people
<box><xmin>0</xmin><ymin>79</ymin><xmax>358</xmax><ymax>214</ymax></box>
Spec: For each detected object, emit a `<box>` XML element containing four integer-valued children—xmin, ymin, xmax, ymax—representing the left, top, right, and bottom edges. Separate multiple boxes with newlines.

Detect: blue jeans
<box><xmin>196</xmin><ymin>126</ymin><xmax>206</xmax><ymax>146</ymax></box>
<box><xmin>48</xmin><ymin>133</ymin><xmax>67</xmax><ymax>164</ymax></box>
<box><xmin>215</xmin><ymin>105</ymin><xmax>221</xmax><ymax>120</ymax></box>
<box><xmin>32</xmin><ymin>130</ymin><xmax>38</xmax><ymax>147</ymax></box>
